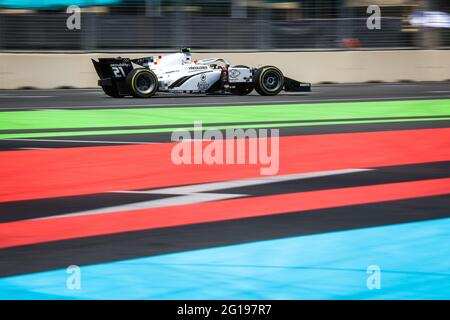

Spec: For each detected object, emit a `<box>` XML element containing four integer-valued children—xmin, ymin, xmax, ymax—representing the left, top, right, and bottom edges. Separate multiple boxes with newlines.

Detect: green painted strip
<box><xmin>0</xmin><ymin>99</ymin><xmax>449</xmax><ymax>131</ymax></box>
<box><xmin>1</xmin><ymin>117</ymin><xmax>449</xmax><ymax>139</ymax></box>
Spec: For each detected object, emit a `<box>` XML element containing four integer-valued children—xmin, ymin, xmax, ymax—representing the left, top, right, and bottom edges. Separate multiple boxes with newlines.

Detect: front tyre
<box><xmin>126</xmin><ymin>68</ymin><xmax>158</xmax><ymax>98</ymax></box>
<box><xmin>254</xmin><ymin>66</ymin><xmax>284</xmax><ymax>96</ymax></box>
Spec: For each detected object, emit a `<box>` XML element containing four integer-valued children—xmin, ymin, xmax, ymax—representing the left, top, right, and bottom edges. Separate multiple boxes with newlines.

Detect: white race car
<box><xmin>92</xmin><ymin>48</ymin><xmax>311</xmax><ymax>98</ymax></box>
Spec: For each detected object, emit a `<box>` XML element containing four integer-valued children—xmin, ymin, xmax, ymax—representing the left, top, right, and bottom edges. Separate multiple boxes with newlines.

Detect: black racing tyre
<box><xmin>254</xmin><ymin>66</ymin><xmax>284</xmax><ymax>96</ymax></box>
<box><xmin>230</xmin><ymin>65</ymin><xmax>253</xmax><ymax>96</ymax></box>
<box><xmin>101</xmin><ymin>85</ymin><xmax>122</xmax><ymax>98</ymax></box>
<box><xmin>126</xmin><ymin>68</ymin><xmax>158</xmax><ymax>98</ymax></box>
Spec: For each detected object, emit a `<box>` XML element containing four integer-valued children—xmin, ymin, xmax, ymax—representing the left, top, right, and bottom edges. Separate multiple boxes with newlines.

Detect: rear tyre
<box><xmin>101</xmin><ymin>85</ymin><xmax>122</xmax><ymax>98</ymax></box>
<box><xmin>230</xmin><ymin>65</ymin><xmax>253</xmax><ymax>96</ymax></box>
<box><xmin>254</xmin><ymin>66</ymin><xmax>284</xmax><ymax>96</ymax></box>
<box><xmin>126</xmin><ymin>68</ymin><xmax>158</xmax><ymax>98</ymax></box>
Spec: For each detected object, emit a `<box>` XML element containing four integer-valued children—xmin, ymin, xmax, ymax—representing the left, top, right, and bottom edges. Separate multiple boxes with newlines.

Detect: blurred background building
<box><xmin>0</xmin><ymin>0</ymin><xmax>449</xmax><ymax>51</ymax></box>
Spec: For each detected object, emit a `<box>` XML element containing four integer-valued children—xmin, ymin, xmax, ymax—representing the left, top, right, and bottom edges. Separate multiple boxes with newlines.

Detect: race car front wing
<box><xmin>284</xmin><ymin>77</ymin><xmax>311</xmax><ymax>92</ymax></box>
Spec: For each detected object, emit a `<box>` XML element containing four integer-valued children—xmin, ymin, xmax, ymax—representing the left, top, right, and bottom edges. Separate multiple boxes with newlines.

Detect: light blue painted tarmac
<box><xmin>1</xmin><ymin>218</ymin><xmax>449</xmax><ymax>300</ymax></box>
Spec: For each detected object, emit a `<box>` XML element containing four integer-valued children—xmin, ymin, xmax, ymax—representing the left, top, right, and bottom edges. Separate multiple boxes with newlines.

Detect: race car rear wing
<box><xmin>92</xmin><ymin>58</ymin><xmax>129</xmax><ymax>95</ymax></box>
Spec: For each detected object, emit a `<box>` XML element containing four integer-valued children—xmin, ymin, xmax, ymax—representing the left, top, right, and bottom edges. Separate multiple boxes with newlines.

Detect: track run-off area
<box><xmin>0</xmin><ymin>83</ymin><xmax>449</xmax><ymax>299</ymax></box>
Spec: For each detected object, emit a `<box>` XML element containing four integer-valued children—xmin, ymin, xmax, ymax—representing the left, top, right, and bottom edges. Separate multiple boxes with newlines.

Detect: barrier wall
<box><xmin>1</xmin><ymin>50</ymin><xmax>449</xmax><ymax>89</ymax></box>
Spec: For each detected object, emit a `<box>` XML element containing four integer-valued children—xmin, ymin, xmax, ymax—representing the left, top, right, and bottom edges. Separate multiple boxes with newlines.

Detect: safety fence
<box><xmin>0</xmin><ymin>0</ymin><xmax>449</xmax><ymax>51</ymax></box>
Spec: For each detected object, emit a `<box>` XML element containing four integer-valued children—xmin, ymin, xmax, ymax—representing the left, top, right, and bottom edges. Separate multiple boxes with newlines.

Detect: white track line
<box><xmin>0</xmin><ymin>95</ymin><xmax>54</xmax><ymax>98</ymax></box>
<box><xmin>113</xmin><ymin>168</ymin><xmax>371</xmax><ymax>194</ymax></box>
<box><xmin>16</xmin><ymin>147</ymin><xmax>50</xmax><ymax>150</ymax></box>
<box><xmin>1</xmin><ymin>138</ymin><xmax>159</xmax><ymax>144</ymax></box>
<box><xmin>36</xmin><ymin>168</ymin><xmax>372</xmax><ymax>220</ymax></box>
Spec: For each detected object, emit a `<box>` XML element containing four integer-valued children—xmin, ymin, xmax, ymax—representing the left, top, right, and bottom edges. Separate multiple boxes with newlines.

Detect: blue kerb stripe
<box><xmin>1</xmin><ymin>217</ymin><xmax>449</xmax><ymax>300</ymax></box>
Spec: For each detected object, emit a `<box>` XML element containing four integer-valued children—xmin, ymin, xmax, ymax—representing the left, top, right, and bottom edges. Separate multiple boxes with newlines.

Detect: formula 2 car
<box><xmin>92</xmin><ymin>48</ymin><xmax>311</xmax><ymax>98</ymax></box>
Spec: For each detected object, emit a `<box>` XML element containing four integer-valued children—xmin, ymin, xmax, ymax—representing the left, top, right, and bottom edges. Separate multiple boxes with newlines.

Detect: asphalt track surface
<box><xmin>1</xmin><ymin>81</ymin><xmax>450</xmax><ymax>110</ymax></box>
<box><xmin>0</xmin><ymin>82</ymin><xmax>449</xmax><ymax>299</ymax></box>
